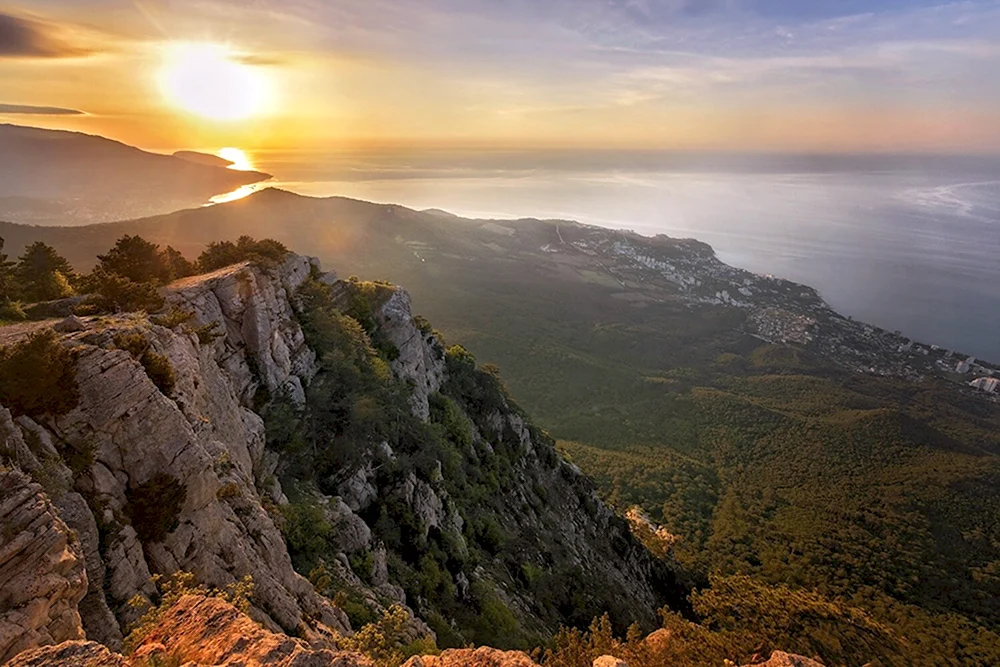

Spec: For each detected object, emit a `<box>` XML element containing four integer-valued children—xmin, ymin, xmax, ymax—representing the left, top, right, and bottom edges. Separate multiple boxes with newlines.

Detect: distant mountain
<box><xmin>0</xmin><ymin>124</ymin><xmax>270</xmax><ymax>225</ymax></box>
<box><xmin>2</xmin><ymin>187</ymin><xmax>1000</xmax><ymax>663</ymax></box>
<box><xmin>172</xmin><ymin>150</ymin><xmax>234</xmax><ymax>168</ymax></box>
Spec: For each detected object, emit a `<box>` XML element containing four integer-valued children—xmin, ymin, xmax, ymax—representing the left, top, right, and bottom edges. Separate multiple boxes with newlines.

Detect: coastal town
<box><xmin>548</xmin><ymin>223</ymin><xmax>1000</xmax><ymax>399</ymax></box>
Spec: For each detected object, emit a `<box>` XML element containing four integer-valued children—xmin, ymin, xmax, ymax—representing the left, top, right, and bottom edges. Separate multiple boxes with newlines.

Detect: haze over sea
<box><xmin>230</xmin><ymin>149</ymin><xmax>1000</xmax><ymax>362</ymax></box>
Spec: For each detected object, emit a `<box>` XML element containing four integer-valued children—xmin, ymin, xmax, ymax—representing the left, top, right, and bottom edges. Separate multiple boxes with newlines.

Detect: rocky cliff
<box><xmin>0</xmin><ymin>254</ymin><xmax>676</xmax><ymax>662</ymax></box>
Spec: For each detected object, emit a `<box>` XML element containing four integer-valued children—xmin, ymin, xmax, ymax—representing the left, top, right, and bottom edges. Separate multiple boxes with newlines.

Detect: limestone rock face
<box><xmin>52</xmin><ymin>492</ymin><xmax>122</xmax><ymax>651</ymax></box>
<box><xmin>403</xmin><ymin>647</ymin><xmax>539</xmax><ymax>667</ymax></box>
<box><xmin>0</xmin><ymin>256</ymin><xmax>349</xmax><ymax>656</ymax></box>
<box><xmin>373</xmin><ymin>288</ymin><xmax>445</xmax><ymax>420</ymax></box>
<box><xmin>742</xmin><ymin>651</ymin><xmax>827</xmax><ymax>667</ymax></box>
<box><xmin>0</xmin><ymin>470</ymin><xmax>87</xmax><ymax>664</ymax></box>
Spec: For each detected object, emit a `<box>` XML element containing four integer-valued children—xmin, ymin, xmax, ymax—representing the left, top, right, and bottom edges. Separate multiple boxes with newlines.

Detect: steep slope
<box><xmin>0</xmin><ymin>253</ymin><xmax>676</xmax><ymax>662</ymax></box>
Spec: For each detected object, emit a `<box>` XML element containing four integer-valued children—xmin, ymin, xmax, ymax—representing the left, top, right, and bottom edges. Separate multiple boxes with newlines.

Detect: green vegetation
<box><xmin>14</xmin><ymin>241</ymin><xmax>75</xmax><ymax>302</ymax></box>
<box><xmin>96</xmin><ymin>235</ymin><xmax>194</xmax><ymax>285</ymax></box>
<box><xmin>113</xmin><ymin>332</ymin><xmax>176</xmax><ymax>395</ymax></box>
<box><xmin>197</xmin><ymin>235</ymin><xmax>288</xmax><ymax>272</ymax></box>
<box><xmin>0</xmin><ymin>329</ymin><xmax>79</xmax><ymax>417</ymax></box>
<box><xmin>0</xmin><ymin>233</ymin><xmax>285</xmax><ymax>319</ymax></box>
<box><xmin>266</xmin><ymin>276</ymin><xmax>672</xmax><ymax>650</ymax></box>
<box><xmin>124</xmin><ymin>473</ymin><xmax>187</xmax><ymax>543</ymax></box>
<box><xmin>338</xmin><ymin>604</ymin><xmax>438</xmax><ymax>667</ymax></box>
<box><xmin>557</xmin><ymin>347</ymin><xmax>1000</xmax><ymax>665</ymax></box>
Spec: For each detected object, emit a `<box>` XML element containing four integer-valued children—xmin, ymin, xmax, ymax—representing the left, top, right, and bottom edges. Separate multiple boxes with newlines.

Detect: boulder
<box><xmin>742</xmin><ymin>651</ymin><xmax>827</xmax><ymax>667</ymax></box>
<box><xmin>592</xmin><ymin>657</ymin><xmax>628</xmax><ymax>667</ymax></box>
<box><xmin>52</xmin><ymin>316</ymin><xmax>87</xmax><ymax>334</ymax></box>
<box><xmin>404</xmin><ymin>647</ymin><xmax>539</xmax><ymax>667</ymax></box>
<box><xmin>5</xmin><ymin>640</ymin><xmax>125</xmax><ymax>666</ymax></box>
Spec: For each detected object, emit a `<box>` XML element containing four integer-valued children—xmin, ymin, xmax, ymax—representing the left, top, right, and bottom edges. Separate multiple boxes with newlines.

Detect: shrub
<box><xmin>125</xmin><ymin>473</ymin><xmax>187</xmax><ymax>543</ymax></box>
<box><xmin>279</xmin><ymin>499</ymin><xmax>335</xmax><ymax>572</ymax></box>
<box><xmin>216</xmin><ymin>482</ymin><xmax>242</xmax><ymax>500</ymax></box>
<box><xmin>151</xmin><ymin>308</ymin><xmax>194</xmax><ymax>329</ymax></box>
<box><xmin>0</xmin><ymin>300</ymin><xmax>27</xmax><ymax>322</ymax></box>
<box><xmin>114</xmin><ymin>333</ymin><xmax>176</xmax><ymax>395</ymax></box>
<box><xmin>85</xmin><ymin>269</ymin><xmax>165</xmax><ymax>314</ymax></box>
<box><xmin>0</xmin><ymin>329</ymin><xmax>79</xmax><ymax>417</ymax></box>
<box><xmin>141</xmin><ymin>351</ymin><xmax>175</xmax><ymax>395</ymax></box>
<box><xmin>190</xmin><ymin>322</ymin><xmax>223</xmax><ymax>345</ymax></box>
<box><xmin>339</xmin><ymin>605</ymin><xmax>437</xmax><ymax>667</ymax></box>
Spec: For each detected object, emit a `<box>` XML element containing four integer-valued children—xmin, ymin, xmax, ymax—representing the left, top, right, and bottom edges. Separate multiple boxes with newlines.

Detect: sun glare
<box><xmin>160</xmin><ymin>43</ymin><xmax>270</xmax><ymax>121</ymax></box>
<box><xmin>218</xmin><ymin>147</ymin><xmax>253</xmax><ymax>170</ymax></box>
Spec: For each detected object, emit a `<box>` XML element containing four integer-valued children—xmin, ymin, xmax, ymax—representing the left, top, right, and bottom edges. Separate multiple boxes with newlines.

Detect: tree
<box><xmin>0</xmin><ymin>237</ymin><xmax>17</xmax><ymax>302</ymax></box>
<box><xmin>96</xmin><ymin>235</ymin><xmax>173</xmax><ymax>285</ymax></box>
<box><xmin>197</xmin><ymin>241</ymin><xmax>243</xmax><ymax>273</ymax></box>
<box><xmin>15</xmin><ymin>242</ymin><xmax>75</xmax><ymax>302</ymax></box>
<box><xmin>162</xmin><ymin>246</ymin><xmax>196</xmax><ymax>281</ymax></box>
<box><xmin>85</xmin><ymin>268</ymin><xmax>165</xmax><ymax>314</ymax></box>
<box><xmin>198</xmin><ymin>236</ymin><xmax>289</xmax><ymax>272</ymax></box>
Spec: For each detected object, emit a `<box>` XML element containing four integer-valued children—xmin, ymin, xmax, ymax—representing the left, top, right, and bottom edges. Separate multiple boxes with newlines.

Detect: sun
<box><xmin>159</xmin><ymin>43</ymin><xmax>270</xmax><ymax>121</ymax></box>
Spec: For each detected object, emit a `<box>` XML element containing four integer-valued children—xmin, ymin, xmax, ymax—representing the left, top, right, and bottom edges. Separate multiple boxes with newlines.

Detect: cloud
<box><xmin>0</xmin><ymin>12</ymin><xmax>93</xmax><ymax>58</ymax></box>
<box><xmin>0</xmin><ymin>103</ymin><xmax>84</xmax><ymax>115</ymax></box>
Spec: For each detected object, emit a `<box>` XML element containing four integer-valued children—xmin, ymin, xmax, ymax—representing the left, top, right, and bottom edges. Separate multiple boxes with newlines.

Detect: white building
<box><xmin>970</xmin><ymin>377</ymin><xmax>1000</xmax><ymax>393</ymax></box>
<box><xmin>956</xmin><ymin>357</ymin><xmax>976</xmax><ymax>374</ymax></box>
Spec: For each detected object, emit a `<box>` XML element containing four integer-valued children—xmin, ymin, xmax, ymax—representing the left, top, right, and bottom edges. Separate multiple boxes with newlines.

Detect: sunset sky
<box><xmin>1</xmin><ymin>0</ymin><xmax>999</xmax><ymax>152</ymax></box>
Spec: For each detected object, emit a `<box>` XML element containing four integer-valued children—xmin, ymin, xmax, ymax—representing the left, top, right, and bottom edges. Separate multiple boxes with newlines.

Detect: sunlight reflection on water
<box><xmin>207</xmin><ymin>182</ymin><xmax>268</xmax><ymax>204</ymax></box>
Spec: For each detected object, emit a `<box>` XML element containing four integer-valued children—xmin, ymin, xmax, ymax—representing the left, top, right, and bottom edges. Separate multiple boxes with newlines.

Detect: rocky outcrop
<box><xmin>403</xmin><ymin>647</ymin><xmax>539</xmax><ymax>667</ymax></box>
<box><xmin>373</xmin><ymin>288</ymin><xmax>445</xmax><ymax>420</ymax></box>
<box><xmin>0</xmin><ymin>256</ymin><xmax>350</xmax><ymax>661</ymax></box>
<box><xmin>137</xmin><ymin>595</ymin><xmax>370</xmax><ymax>666</ymax></box>
<box><xmin>741</xmin><ymin>652</ymin><xmax>826</xmax><ymax>667</ymax></box>
<box><xmin>6</xmin><ymin>640</ymin><xmax>125</xmax><ymax>667</ymax></box>
<box><xmin>7</xmin><ymin>595</ymin><xmax>370</xmax><ymax>667</ymax></box>
<box><xmin>0</xmin><ymin>470</ymin><xmax>87</xmax><ymax>663</ymax></box>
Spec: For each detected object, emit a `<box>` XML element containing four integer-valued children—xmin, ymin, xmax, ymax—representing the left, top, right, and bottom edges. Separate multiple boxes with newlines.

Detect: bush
<box><xmin>125</xmin><ymin>473</ymin><xmax>187</xmax><ymax>543</ymax></box>
<box><xmin>151</xmin><ymin>308</ymin><xmax>194</xmax><ymax>329</ymax></box>
<box><xmin>339</xmin><ymin>605</ymin><xmax>437</xmax><ymax>667</ymax></box>
<box><xmin>279</xmin><ymin>499</ymin><xmax>335</xmax><ymax>572</ymax></box>
<box><xmin>141</xmin><ymin>351</ymin><xmax>175</xmax><ymax>395</ymax></box>
<box><xmin>114</xmin><ymin>333</ymin><xmax>176</xmax><ymax>395</ymax></box>
<box><xmin>0</xmin><ymin>329</ymin><xmax>79</xmax><ymax>417</ymax></box>
<box><xmin>85</xmin><ymin>269</ymin><xmax>165</xmax><ymax>314</ymax></box>
<box><xmin>0</xmin><ymin>300</ymin><xmax>27</xmax><ymax>322</ymax></box>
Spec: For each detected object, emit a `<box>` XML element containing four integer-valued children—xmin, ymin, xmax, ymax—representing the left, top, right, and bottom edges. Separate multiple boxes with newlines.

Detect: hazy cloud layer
<box><xmin>0</xmin><ymin>103</ymin><xmax>83</xmax><ymax>114</ymax></box>
<box><xmin>0</xmin><ymin>12</ymin><xmax>93</xmax><ymax>58</ymax></box>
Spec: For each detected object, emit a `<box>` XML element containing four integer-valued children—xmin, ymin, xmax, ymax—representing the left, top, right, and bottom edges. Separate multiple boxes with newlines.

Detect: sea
<box><xmin>226</xmin><ymin>149</ymin><xmax>1000</xmax><ymax>362</ymax></box>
